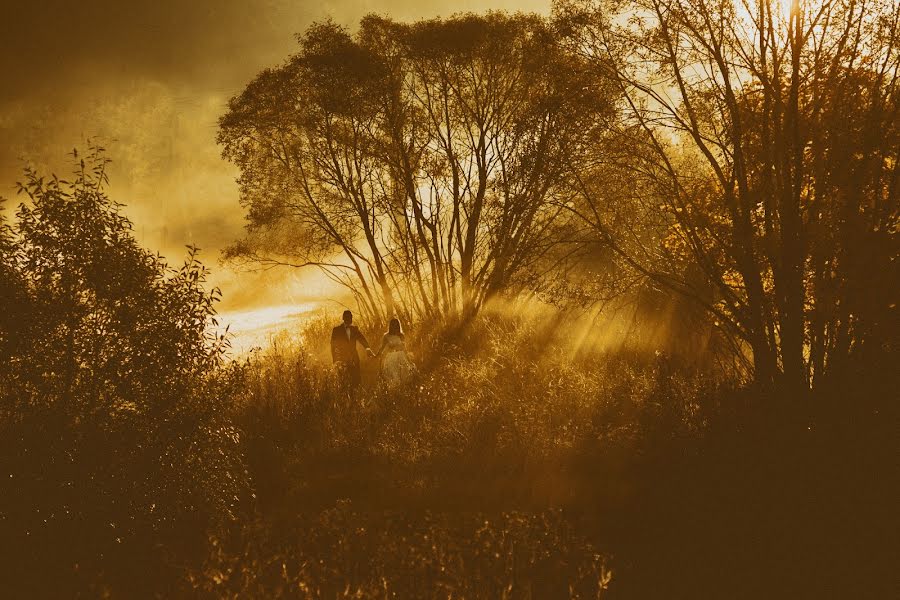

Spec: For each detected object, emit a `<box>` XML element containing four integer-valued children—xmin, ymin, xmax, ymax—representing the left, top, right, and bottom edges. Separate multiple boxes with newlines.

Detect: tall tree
<box><xmin>219</xmin><ymin>13</ymin><xmax>616</xmax><ymax>322</ymax></box>
<box><xmin>560</xmin><ymin>0</ymin><xmax>899</xmax><ymax>390</ymax></box>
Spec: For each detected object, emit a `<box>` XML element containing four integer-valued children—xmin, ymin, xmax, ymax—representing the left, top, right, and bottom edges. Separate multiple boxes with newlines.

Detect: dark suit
<box><xmin>331</xmin><ymin>324</ymin><xmax>370</xmax><ymax>389</ymax></box>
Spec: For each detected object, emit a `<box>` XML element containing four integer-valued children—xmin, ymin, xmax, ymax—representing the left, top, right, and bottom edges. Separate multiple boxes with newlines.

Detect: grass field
<box><xmin>184</xmin><ymin>310</ymin><xmax>894</xmax><ymax>598</ymax></box>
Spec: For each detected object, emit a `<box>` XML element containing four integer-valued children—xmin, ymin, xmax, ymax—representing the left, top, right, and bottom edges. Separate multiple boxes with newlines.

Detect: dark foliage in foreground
<box><xmin>197</xmin><ymin>508</ymin><xmax>611</xmax><ymax>598</ymax></box>
<box><xmin>0</xmin><ymin>151</ymin><xmax>247</xmax><ymax>597</ymax></box>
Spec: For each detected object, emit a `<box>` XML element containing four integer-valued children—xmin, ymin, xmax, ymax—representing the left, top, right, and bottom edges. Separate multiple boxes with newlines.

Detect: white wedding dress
<box><xmin>378</xmin><ymin>333</ymin><xmax>415</xmax><ymax>387</ymax></box>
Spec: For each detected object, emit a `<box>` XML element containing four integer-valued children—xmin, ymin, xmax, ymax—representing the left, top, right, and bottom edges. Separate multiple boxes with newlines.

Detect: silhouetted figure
<box><xmin>375</xmin><ymin>317</ymin><xmax>416</xmax><ymax>388</ymax></box>
<box><xmin>331</xmin><ymin>310</ymin><xmax>373</xmax><ymax>391</ymax></box>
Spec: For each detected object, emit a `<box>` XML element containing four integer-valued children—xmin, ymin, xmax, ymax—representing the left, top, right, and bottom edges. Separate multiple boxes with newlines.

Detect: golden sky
<box><xmin>0</xmin><ymin>0</ymin><xmax>550</xmax><ymax>348</ymax></box>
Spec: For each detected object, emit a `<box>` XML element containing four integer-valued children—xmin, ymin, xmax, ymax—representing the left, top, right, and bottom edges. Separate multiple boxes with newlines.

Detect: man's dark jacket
<box><xmin>331</xmin><ymin>324</ymin><xmax>370</xmax><ymax>366</ymax></box>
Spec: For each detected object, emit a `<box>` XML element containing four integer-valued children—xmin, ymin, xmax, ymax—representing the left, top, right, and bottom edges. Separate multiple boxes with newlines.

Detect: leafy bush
<box><xmin>0</xmin><ymin>149</ymin><xmax>248</xmax><ymax>597</ymax></box>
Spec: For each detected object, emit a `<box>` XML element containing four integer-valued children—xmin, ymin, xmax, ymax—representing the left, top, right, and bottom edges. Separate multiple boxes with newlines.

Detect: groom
<box><xmin>330</xmin><ymin>310</ymin><xmax>374</xmax><ymax>390</ymax></box>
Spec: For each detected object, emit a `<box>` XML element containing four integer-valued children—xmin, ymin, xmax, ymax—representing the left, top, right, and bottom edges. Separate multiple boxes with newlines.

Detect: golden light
<box><xmin>735</xmin><ymin>0</ymin><xmax>802</xmax><ymax>34</ymax></box>
<box><xmin>218</xmin><ymin>302</ymin><xmax>318</xmax><ymax>354</ymax></box>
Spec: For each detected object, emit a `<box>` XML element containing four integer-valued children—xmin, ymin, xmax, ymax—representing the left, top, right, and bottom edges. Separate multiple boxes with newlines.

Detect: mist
<box><xmin>0</xmin><ymin>0</ymin><xmax>551</xmax><ymax>320</ymax></box>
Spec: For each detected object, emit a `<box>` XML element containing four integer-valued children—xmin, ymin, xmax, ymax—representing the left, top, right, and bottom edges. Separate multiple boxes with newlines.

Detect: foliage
<box><xmin>196</xmin><ymin>507</ymin><xmax>612</xmax><ymax>599</ymax></box>
<box><xmin>0</xmin><ymin>150</ymin><xmax>248</xmax><ymax>597</ymax></box>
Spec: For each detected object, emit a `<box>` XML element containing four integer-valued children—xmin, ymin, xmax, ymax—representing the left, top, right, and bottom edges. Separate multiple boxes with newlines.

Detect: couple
<box><xmin>330</xmin><ymin>310</ymin><xmax>415</xmax><ymax>390</ymax></box>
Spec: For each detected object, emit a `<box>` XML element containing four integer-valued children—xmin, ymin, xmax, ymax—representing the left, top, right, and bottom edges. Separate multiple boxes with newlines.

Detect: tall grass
<box><xmin>235</xmin><ymin>310</ymin><xmax>717</xmax><ymax>507</ymax></box>
<box><xmin>190</xmin><ymin>308</ymin><xmax>727</xmax><ymax>597</ymax></box>
<box><xmin>186</xmin><ymin>307</ymin><xmax>895</xmax><ymax>598</ymax></box>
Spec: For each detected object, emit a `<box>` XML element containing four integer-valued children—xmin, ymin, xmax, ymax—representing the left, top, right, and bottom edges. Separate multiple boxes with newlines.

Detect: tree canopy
<box><xmin>219</xmin><ymin>13</ymin><xmax>618</xmax><ymax>322</ymax></box>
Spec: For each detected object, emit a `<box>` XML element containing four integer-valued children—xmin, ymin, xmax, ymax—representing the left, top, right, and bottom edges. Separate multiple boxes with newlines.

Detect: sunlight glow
<box><xmin>736</xmin><ymin>0</ymin><xmax>800</xmax><ymax>30</ymax></box>
<box><xmin>218</xmin><ymin>302</ymin><xmax>319</xmax><ymax>354</ymax></box>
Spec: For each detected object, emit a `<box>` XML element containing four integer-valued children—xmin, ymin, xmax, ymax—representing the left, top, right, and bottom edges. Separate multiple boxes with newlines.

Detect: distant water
<box><xmin>216</xmin><ymin>302</ymin><xmax>319</xmax><ymax>356</ymax></box>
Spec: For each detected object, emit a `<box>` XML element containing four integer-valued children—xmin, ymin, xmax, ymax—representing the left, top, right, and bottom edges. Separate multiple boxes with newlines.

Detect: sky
<box><xmin>0</xmin><ymin>0</ymin><xmax>550</xmax><ymax>350</ymax></box>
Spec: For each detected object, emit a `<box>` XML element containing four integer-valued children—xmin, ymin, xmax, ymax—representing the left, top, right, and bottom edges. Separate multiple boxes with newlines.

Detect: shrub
<box><xmin>0</xmin><ymin>149</ymin><xmax>248</xmax><ymax>597</ymax></box>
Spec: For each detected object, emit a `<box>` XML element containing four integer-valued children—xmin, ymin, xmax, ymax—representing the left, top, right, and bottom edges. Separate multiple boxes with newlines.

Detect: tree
<box><xmin>219</xmin><ymin>13</ymin><xmax>617</xmax><ymax>322</ymax></box>
<box><xmin>0</xmin><ymin>148</ymin><xmax>246</xmax><ymax>596</ymax></box>
<box><xmin>560</xmin><ymin>0</ymin><xmax>899</xmax><ymax>391</ymax></box>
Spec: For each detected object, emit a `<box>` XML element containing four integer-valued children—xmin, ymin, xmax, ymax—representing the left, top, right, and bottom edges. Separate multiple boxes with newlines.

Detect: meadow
<box><xmin>185</xmin><ymin>309</ymin><xmax>893</xmax><ymax>598</ymax></box>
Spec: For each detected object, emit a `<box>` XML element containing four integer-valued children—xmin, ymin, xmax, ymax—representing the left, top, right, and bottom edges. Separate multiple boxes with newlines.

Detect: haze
<box><xmin>0</xmin><ymin>0</ymin><xmax>550</xmax><ymax>349</ymax></box>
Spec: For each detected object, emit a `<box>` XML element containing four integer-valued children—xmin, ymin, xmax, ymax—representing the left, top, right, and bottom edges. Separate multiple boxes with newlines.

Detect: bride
<box><xmin>375</xmin><ymin>318</ymin><xmax>416</xmax><ymax>387</ymax></box>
